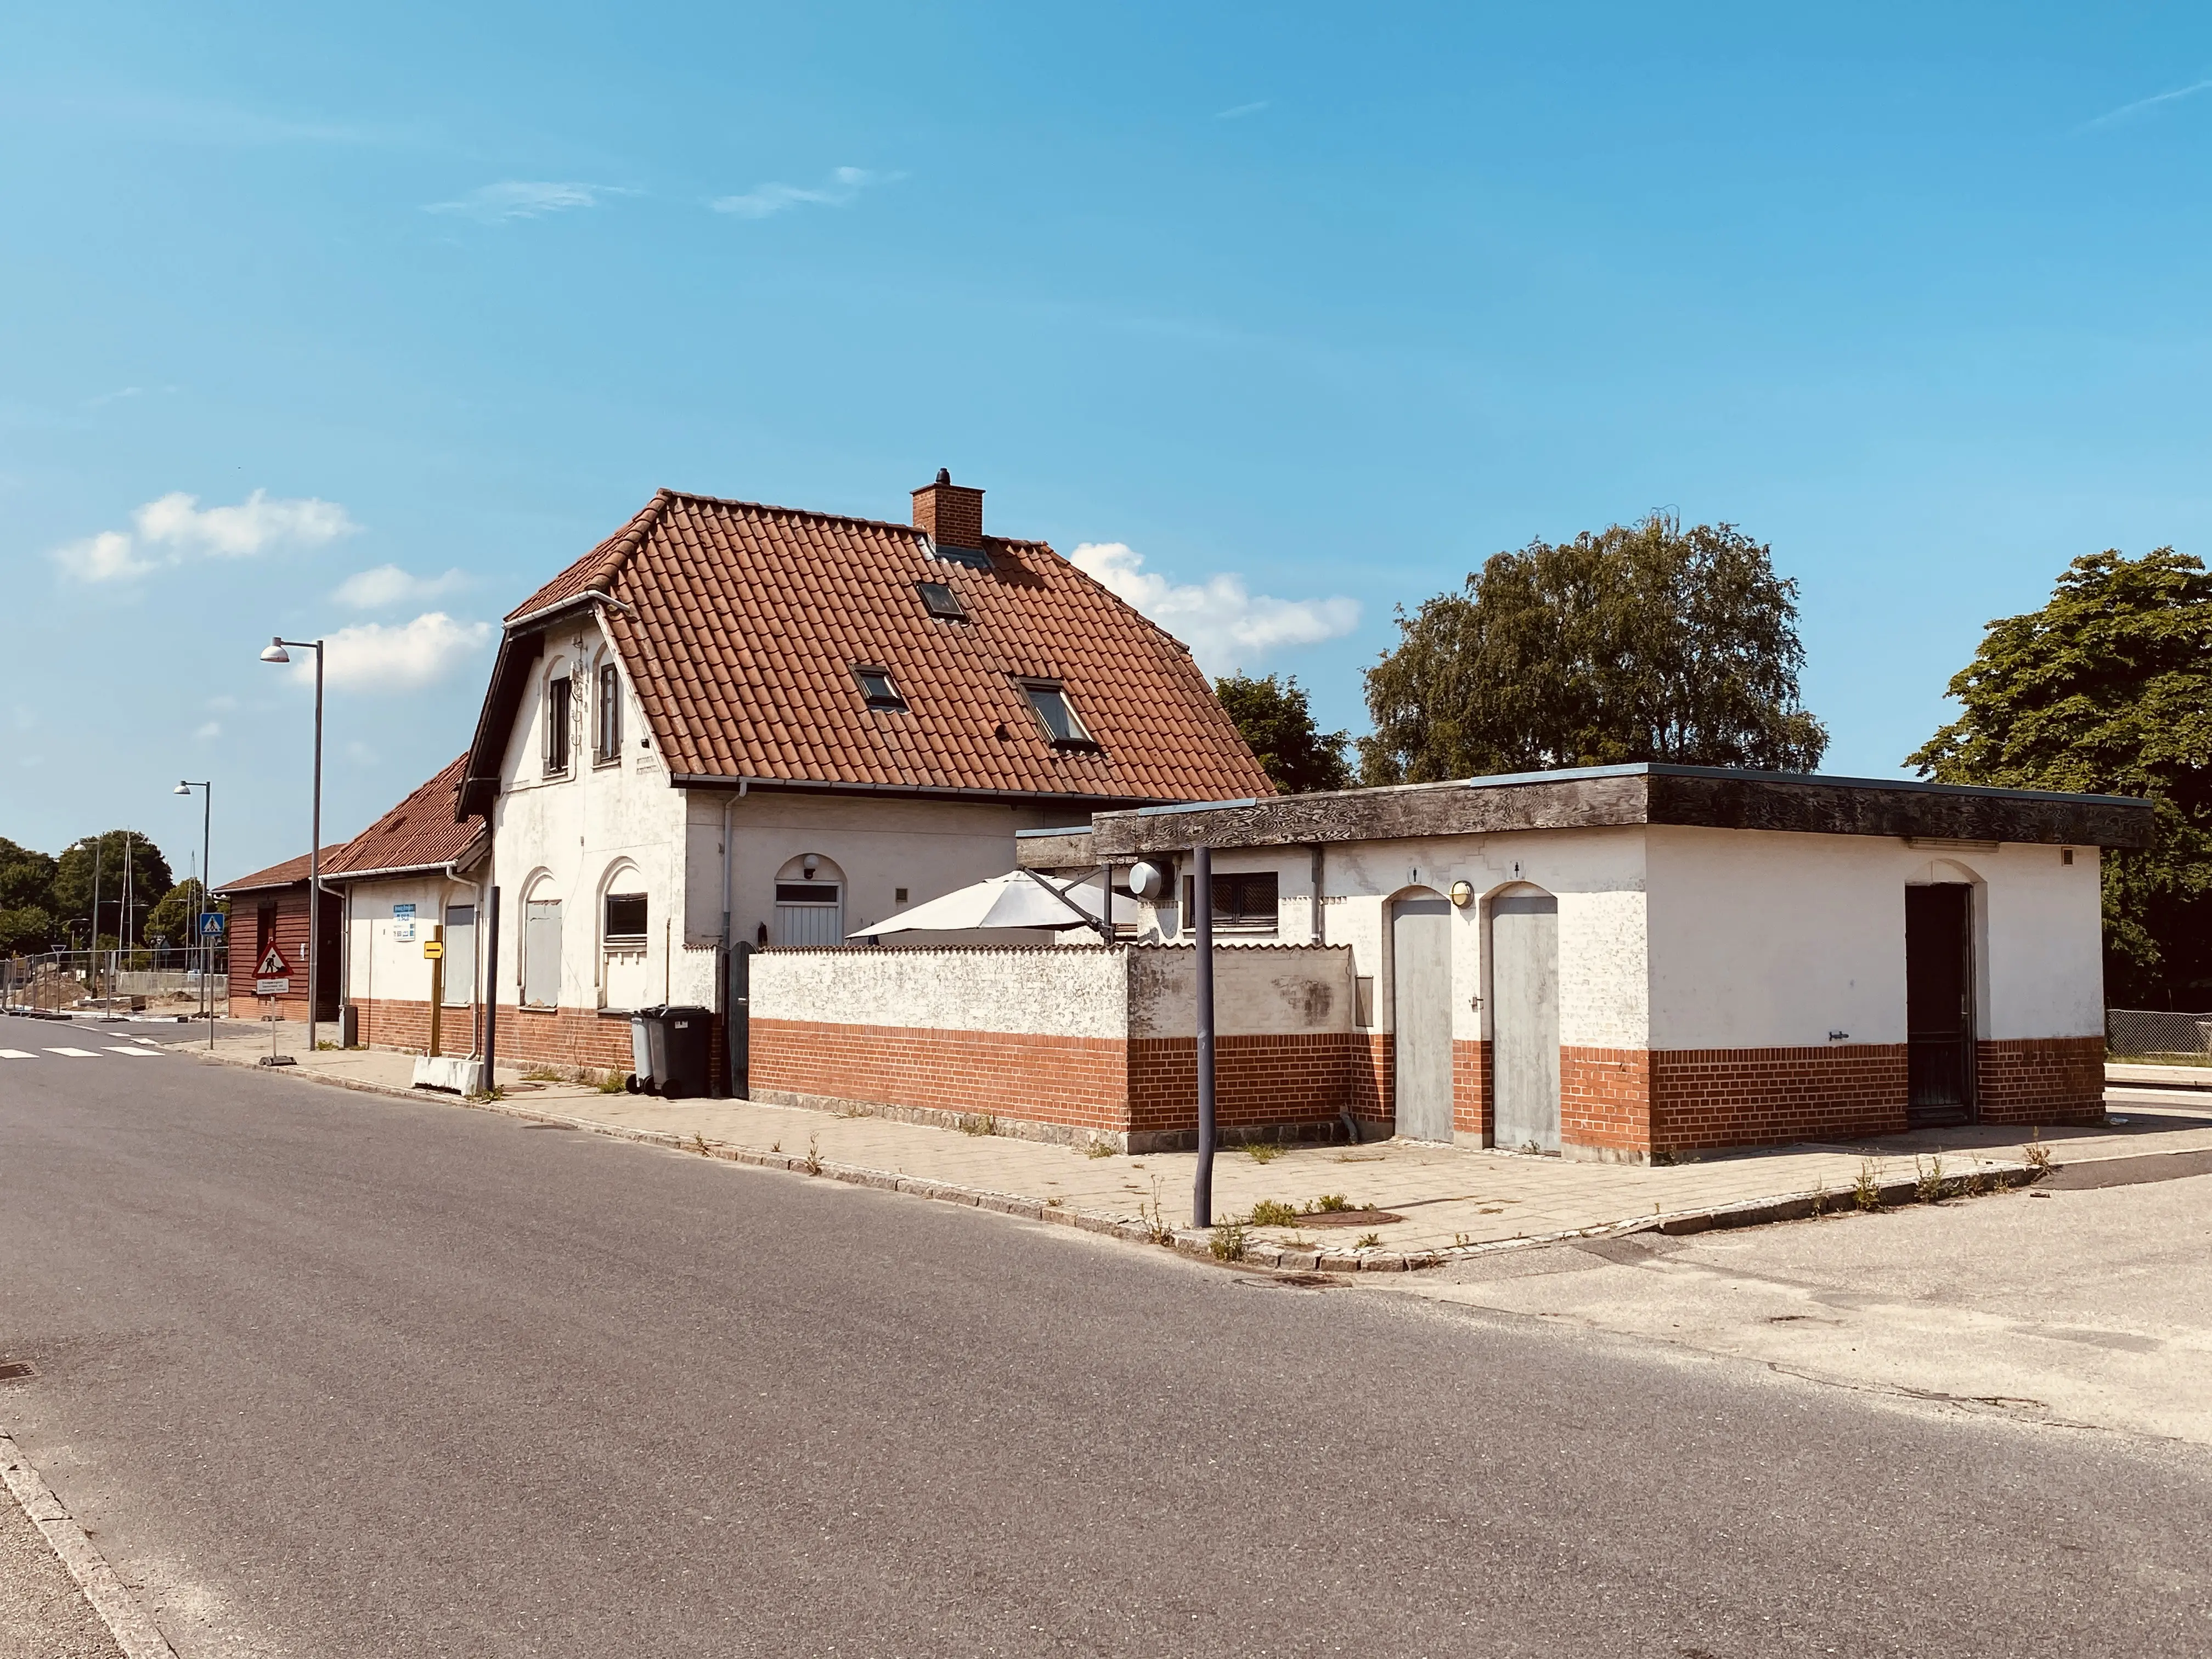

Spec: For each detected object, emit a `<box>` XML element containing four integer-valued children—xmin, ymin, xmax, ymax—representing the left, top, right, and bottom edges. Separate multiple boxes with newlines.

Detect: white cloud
<box><xmin>1215</xmin><ymin>100</ymin><xmax>1270</xmax><ymax>120</ymax></box>
<box><xmin>52</xmin><ymin>488</ymin><xmax>357</xmax><ymax>583</ymax></box>
<box><xmin>194</xmin><ymin>720</ymin><xmax>222</xmax><ymax>739</ymax></box>
<box><xmin>425</xmin><ymin>181</ymin><xmax>619</xmax><ymax>222</ymax></box>
<box><xmin>1069</xmin><ymin>542</ymin><xmax>1359</xmax><ymax>675</ymax></box>
<box><xmin>711</xmin><ymin>165</ymin><xmax>895</xmax><ymax>219</ymax></box>
<box><xmin>306</xmin><ymin>612</ymin><xmax>494</xmax><ymax>692</ymax></box>
<box><xmin>333</xmin><ymin>563</ymin><xmax>468</xmax><ymax>608</ymax></box>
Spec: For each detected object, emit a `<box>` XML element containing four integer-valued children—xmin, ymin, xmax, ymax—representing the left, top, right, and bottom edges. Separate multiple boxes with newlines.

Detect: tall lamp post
<box><xmin>259</xmin><ymin>637</ymin><xmax>324</xmax><ymax>1054</ymax></box>
<box><xmin>174</xmin><ymin>780</ymin><xmax>213</xmax><ymax>1046</ymax></box>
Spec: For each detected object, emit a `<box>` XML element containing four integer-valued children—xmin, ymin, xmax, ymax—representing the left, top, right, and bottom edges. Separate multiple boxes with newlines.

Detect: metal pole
<box><xmin>481</xmin><ymin>885</ymin><xmax>500</xmax><ymax>1092</ymax></box>
<box><xmin>87</xmin><ymin>836</ymin><xmax>101</xmax><ymax>1005</ymax></box>
<box><xmin>308</xmin><ymin>640</ymin><xmax>323</xmax><ymax>1054</ymax></box>
<box><xmin>203</xmin><ymin>782</ymin><xmax>213</xmax><ymax>1043</ymax></box>
<box><xmin>1193</xmin><ymin>843</ymin><xmax>1216</xmax><ymax>1228</ymax></box>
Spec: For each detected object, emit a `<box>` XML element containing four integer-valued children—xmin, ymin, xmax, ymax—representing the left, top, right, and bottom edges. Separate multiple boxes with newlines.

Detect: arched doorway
<box><xmin>1489</xmin><ymin>885</ymin><xmax>1559</xmax><ymax>1153</ymax></box>
<box><xmin>1390</xmin><ymin>890</ymin><xmax>1453</xmax><ymax>1142</ymax></box>
<box><xmin>774</xmin><ymin>854</ymin><xmax>846</xmax><ymax>947</ymax></box>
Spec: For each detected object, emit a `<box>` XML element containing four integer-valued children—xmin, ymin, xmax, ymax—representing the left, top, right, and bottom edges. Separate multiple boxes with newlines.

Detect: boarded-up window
<box><xmin>443</xmin><ymin>905</ymin><xmax>476</xmax><ymax>1007</ymax></box>
<box><xmin>1180</xmin><ymin>872</ymin><xmax>1279</xmax><ymax>934</ymax></box>
<box><xmin>522</xmin><ymin>899</ymin><xmax>562</xmax><ymax>1007</ymax></box>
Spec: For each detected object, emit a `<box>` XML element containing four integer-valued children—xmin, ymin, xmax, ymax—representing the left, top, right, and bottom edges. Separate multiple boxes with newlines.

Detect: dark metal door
<box><xmin>1905</xmin><ymin>884</ymin><xmax>1976</xmax><ymax>1127</ymax></box>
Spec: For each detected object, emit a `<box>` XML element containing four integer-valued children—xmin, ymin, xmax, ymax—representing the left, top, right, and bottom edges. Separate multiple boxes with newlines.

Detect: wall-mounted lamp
<box><xmin>1449</xmin><ymin>881</ymin><xmax>1474</xmax><ymax>907</ymax></box>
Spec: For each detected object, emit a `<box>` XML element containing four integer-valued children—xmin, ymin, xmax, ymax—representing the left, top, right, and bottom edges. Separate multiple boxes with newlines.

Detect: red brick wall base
<box><xmin>752</xmin><ymin>1019</ymin><xmax>1395</xmax><ymax>1151</ymax></box>
<box><xmin>1974</xmin><ymin>1036</ymin><xmax>2106</xmax><ymax>1125</ymax></box>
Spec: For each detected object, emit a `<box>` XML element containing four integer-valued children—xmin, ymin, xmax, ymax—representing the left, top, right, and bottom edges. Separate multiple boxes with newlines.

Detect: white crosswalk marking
<box><xmin>105</xmin><ymin>1046</ymin><xmax>162</xmax><ymax>1057</ymax></box>
<box><xmin>0</xmin><ymin>1049</ymin><xmax>32</xmax><ymax>1059</ymax></box>
<box><xmin>44</xmin><ymin>1048</ymin><xmax>99</xmax><ymax>1058</ymax></box>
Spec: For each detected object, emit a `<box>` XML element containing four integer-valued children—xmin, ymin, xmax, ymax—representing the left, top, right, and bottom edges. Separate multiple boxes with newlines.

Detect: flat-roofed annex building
<box><xmin>984</xmin><ymin>762</ymin><xmax>2154</xmax><ymax>1160</ymax></box>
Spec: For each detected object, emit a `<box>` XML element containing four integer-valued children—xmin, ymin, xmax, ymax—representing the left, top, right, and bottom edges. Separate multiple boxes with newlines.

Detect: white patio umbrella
<box><xmin>848</xmin><ymin>870</ymin><xmax>1106</xmax><ymax>939</ymax></box>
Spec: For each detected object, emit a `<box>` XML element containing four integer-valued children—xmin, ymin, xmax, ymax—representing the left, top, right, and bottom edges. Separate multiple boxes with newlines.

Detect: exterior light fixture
<box><xmin>259</xmin><ymin>637</ymin><xmax>290</xmax><ymax>663</ymax></box>
<box><xmin>1449</xmin><ymin>881</ymin><xmax>1474</xmax><ymax>907</ymax></box>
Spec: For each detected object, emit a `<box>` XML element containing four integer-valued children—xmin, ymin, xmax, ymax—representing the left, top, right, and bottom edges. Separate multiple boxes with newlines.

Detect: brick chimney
<box><xmin>911</xmin><ymin>468</ymin><xmax>984</xmax><ymax>549</ymax></box>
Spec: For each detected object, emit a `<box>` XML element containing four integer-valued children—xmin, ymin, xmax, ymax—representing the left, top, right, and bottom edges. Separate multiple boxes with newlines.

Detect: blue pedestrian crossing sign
<box><xmin>199</xmin><ymin>913</ymin><xmax>227</xmax><ymax>938</ymax></box>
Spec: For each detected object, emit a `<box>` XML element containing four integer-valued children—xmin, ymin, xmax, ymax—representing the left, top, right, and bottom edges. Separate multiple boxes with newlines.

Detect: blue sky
<box><xmin>8</xmin><ymin>2</ymin><xmax>2212</xmax><ymax>881</ymax></box>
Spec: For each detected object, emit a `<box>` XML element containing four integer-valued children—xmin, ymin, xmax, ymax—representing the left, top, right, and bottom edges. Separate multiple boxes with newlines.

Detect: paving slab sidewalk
<box><xmin>167</xmin><ymin>1028</ymin><xmax>2212</xmax><ymax>1271</ymax></box>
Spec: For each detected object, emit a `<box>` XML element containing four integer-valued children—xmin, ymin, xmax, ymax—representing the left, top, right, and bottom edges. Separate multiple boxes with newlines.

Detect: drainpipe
<box><xmin>1193</xmin><ymin>843</ymin><xmax>1216</xmax><ymax>1229</ymax></box>
<box><xmin>719</xmin><ymin>791</ymin><xmax>737</xmax><ymax>1097</ymax></box>
<box><xmin>1309</xmin><ymin>843</ymin><xmax>1326</xmax><ymax>945</ymax></box>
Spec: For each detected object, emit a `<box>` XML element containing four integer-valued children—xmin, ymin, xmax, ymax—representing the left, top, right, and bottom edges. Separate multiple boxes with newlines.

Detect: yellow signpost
<box><xmin>426</xmin><ymin>926</ymin><xmax>444</xmax><ymax>1058</ymax></box>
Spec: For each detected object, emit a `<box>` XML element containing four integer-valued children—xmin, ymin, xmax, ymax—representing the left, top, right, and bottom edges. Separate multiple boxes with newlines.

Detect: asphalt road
<box><xmin>3</xmin><ymin>1010</ymin><xmax>2209</xmax><ymax>1658</ymax></box>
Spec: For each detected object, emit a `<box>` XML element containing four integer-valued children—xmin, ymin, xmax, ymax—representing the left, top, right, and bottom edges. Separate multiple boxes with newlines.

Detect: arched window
<box><xmin>594</xmin><ymin>651</ymin><xmax>623</xmax><ymax>764</ymax></box>
<box><xmin>773</xmin><ymin>854</ymin><xmax>846</xmax><ymax>947</ymax></box>
<box><xmin>521</xmin><ymin>874</ymin><xmax>562</xmax><ymax>1008</ymax></box>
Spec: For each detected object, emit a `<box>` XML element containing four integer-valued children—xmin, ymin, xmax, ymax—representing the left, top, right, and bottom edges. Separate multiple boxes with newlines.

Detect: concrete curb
<box><xmin>0</xmin><ymin>1430</ymin><xmax>178</xmax><ymax>1658</ymax></box>
<box><xmin>184</xmin><ymin>1043</ymin><xmax>2051</xmax><ymax>1273</ymax></box>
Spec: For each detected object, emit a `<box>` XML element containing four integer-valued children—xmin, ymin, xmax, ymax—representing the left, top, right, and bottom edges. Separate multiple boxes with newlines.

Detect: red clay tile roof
<box><xmin>324</xmin><ymin>755</ymin><xmax>486</xmax><ymax>878</ymax></box>
<box><xmin>216</xmin><ymin>845</ymin><xmax>351</xmax><ymax>894</ymax></box>
<box><xmin>494</xmin><ymin>490</ymin><xmax>1274</xmax><ymax>805</ymax></box>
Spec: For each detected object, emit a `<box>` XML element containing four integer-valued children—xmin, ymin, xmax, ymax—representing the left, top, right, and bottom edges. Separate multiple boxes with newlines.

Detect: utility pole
<box><xmin>1193</xmin><ymin>844</ymin><xmax>1216</xmax><ymax>1229</ymax></box>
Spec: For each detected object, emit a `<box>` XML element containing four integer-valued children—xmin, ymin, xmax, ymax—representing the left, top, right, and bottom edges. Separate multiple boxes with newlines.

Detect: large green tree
<box><xmin>1909</xmin><ymin>548</ymin><xmax>2212</xmax><ymax>1008</ymax></box>
<box><xmin>52</xmin><ymin>831</ymin><xmax>174</xmax><ymax>947</ymax></box>
<box><xmin>1360</xmin><ymin>514</ymin><xmax>1827</xmax><ymax>783</ymax></box>
<box><xmin>145</xmin><ymin>878</ymin><xmax>224</xmax><ymax>950</ymax></box>
<box><xmin>1214</xmin><ymin>673</ymin><xmax>1352</xmax><ymax>794</ymax></box>
<box><xmin>0</xmin><ymin>836</ymin><xmax>59</xmax><ymax>956</ymax></box>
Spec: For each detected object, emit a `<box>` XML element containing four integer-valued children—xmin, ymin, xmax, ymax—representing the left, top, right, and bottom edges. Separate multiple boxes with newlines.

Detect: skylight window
<box><xmin>916</xmin><ymin>582</ymin><xmax>967</xmax><ymax>620</ymax></box>
<box><xmin>1019</xmin><ymin>681</ymin><xmax>1096</xmax><ymax>750</ymax></box>
<box><xmin>853</xmin><ymin>666</ymin><xmax>907</xmax><ymax>710</ymax></box>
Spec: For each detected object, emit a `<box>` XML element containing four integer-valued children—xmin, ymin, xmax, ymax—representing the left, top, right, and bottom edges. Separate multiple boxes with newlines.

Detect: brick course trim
<box><xmin>1973</xmin><ymin>1035</ymin><xmax>2104</xmax><ymax>1125</ymax></box>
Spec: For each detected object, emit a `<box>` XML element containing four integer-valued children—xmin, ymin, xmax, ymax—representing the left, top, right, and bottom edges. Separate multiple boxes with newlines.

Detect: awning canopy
<box><xmin>848</xmin><ymin>870</ymin><xmax>1105</xmax><ymax>939</ymax></box>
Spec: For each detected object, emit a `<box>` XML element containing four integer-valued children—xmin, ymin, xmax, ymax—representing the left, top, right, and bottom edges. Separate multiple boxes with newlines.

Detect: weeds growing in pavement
<box><xmin>804</xmin><ymin>1133</ymin><xmax>823</xmax><ymax>1175</ymax></box>
<box><xmin>596</xmin><ymin>1071</ymin><xmax>627</xmax><ymax>1094</ymax></box>
<box><xmin>1915</xmin><ymin>1153</ymin><xmax>1948</xmax><ymax>1204</ymax></box>
<box><xmin>1309</xmin><ymin>1193</ymin><xmax>1353</xmax><ymax>1213</ymax></box>
<box><xmin>1245</xmin><ymin>1141</ymin><xmax>1285</xmax><ymax>1165</ymax></box>
<box><xmin>1246</xmin><ymin>1199</ymin><xmax>1301</xmax><ymax>1227</ymax></box>
<box><xmin>837</xmin><ymin>1102</ymin><xmax>870</xmax><ymax>1119</ymax></box>
<box><xmin>1355</xmin><ymin>1232</ymin><xmax>1383</xmax><ymax>1250</ymax></box>
<box><xmin>1210</xmin><ymin>1222</ymin><xmax>1249</xmax><ymax>1262</ymax></box>
<box><xmin>1961</xmin><ymin>1160</ymin><xmax>1990</xmax><ymax>1197</ymax></box>
<box><xmin>691</xmin><ymin>1132</ymin><xmax>712</xmax><ymax>1156</ymax></box>
<box><xmin>769</xmin><ymin>1140</ymin><xmax>781</xmax><ymax>1153</ymax></box>
<box><xmin>958</xmin><ymin>1113</ymin><xmax>996</xmax><ymax>1137</ymax></box>
<box><xmin>315</xmin><ymin>1039</ymin><xmax>340</xmax><ymax>1051</ymax></box>
<box><xmin>1854</xmin><ymin>1160</ymin><xmax>1883</xmax><ymax>1211</ymax></box>
<box><xmin>1085</xmin><ymin>1138</ymin><xmax>1118</xmax><ymax>1159</ymax></box>
<box><xmin>1139</xmin><ymin>1176</ymin><xmax>1175</xmax><ymax>1244</ymax></box>
<box><xmin>2023</xmin><ymin>1131</ymin><xmax>2053</xmax><ymax>1172</ymax></box>
<box><xmin>1809</xmin><ymin>1183</ymin><xmax>1830</xmax><ymax>1218</ymax></box>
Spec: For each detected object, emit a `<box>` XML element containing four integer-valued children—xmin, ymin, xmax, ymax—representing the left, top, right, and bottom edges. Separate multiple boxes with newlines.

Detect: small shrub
<box><xmin>1084</xmin><ymin>1138</ymin><xmax>1117</xmax><ymax>1159</ymax></box>
<box><xmin>1209</xmin><ymin>1222</ymin><xmax>1249</xmax><ymax>1262</ymax></box>
<box><xmin>1354</xmin><ymin>1232</ymin><xmax>1383</xmax><ymax>1250</ymax></box>
<box><xmin>1853</xmin><ymin>1160</ymin><xmax>1883</xmax><ymax>1212</ymax></box>
<box><xmin>1247</xmin><ymin>1198</ymin><xmax>1301</xmax><ymax>1227</ymax></box>
<box><xmin>1139</xmin><ymin>1176</ymin><xmax>1175</xmax><ymax>1244</ymax></box>
<box><xmin>1245</xmin><ymin>1141</ymin><xmax>1284</xmax><ymax>1165</ymax></box>
<box><xmin>803</xmin><ymin>1133</ymin><xmax>823</xmax><ymax>1175</ymax></box>
<box><xmin>1309</xmin><ymin>1193</ymin><xmax>1353</xmax><ymax>1214</ymax></box>
<box><xmin>596</xmin><ymin>1071</ymin><xmax>627</xmax><ymax>1094</ymax></box>
<box><xmin>1914</xmin><ymin>1153</ymin><xmax>1948</xmax><ymax>1205</ymax></box>
<box><xmin>2022</xmin><ymin>1131</ymin><xmax>2053</xmax><ymax>1172</ymax></box>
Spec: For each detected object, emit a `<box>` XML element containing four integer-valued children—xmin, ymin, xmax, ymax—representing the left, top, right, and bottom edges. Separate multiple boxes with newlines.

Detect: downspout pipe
<box><xmin>1192</xmin><ymin>844</ymin><xmax>1216</xmax><ymax>1228</ymax></box>
<box><xmin>719</xmin><ymin>791</ymin><xmax>737</xmax><ymax>1096</ymax></box>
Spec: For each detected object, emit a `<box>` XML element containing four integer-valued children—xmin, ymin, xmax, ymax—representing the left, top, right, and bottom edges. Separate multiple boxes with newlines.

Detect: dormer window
<box><xmin>916</xmin><ymin>582</ymin><xmax>967</xmax><ymax>621</ymax></box>
<box><xmin>1019</xmin><ymin>681</ymin><xmax>1097</xmax><ymax>751</ymax></box>
<box><xmin>853</xmin><ymin>666</ymin><xmax>907</xmax><ymax>710</ymax></box>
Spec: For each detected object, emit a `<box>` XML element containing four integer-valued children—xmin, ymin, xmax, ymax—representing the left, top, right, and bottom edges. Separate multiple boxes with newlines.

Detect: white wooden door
<box><xmin>1391</xmin><ymin>895</ymin><xmax>1454</xmax><ymax>1142</ymax></box>
<box><xmin>1491</xmin><ymin>890</ymin><xmax>1560</xmax><ymax>1152</ymax></box>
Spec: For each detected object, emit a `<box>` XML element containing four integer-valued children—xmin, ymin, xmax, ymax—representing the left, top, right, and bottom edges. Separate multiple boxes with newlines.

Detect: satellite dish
<box><xmin>1127</xmin><ymin>860</ymin><xmax>1171</xmax><ymax>901</ymax></box>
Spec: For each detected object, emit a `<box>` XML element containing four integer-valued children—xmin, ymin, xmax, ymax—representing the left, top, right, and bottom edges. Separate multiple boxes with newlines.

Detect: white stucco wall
<box><xmin>488</xmin><ymin>613</ymin><xmax>701</xmax><ymax>1012</ymax></box>
<box><xmin>1644</xmin><ymin>827</ymin><xmax>2103</xmax><ymax>1049</ymax></box>
<box><xmin>343</xmin><ymin>872</ymin><xmax>484</xmax><ymax>1008</ymax></box>
<box><xmin>1127</xmin><ymin>944</ymin><xmax>1357</xmax><ymax>1039</ymax></box>
<box><xmin>752</xmin><ymin>945</ymin><xmax>1128</xmax><ymax>1039</ymax></box>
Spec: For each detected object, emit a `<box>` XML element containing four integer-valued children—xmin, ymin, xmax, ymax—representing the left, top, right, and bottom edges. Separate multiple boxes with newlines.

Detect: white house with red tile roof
<box><xmin>446</xmin><ymin>470</ymin><xmax>1273</xmax><ymax>1076</ymax></box>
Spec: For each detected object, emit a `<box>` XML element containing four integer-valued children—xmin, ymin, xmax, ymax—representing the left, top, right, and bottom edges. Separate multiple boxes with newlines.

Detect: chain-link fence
<box><xmin>2</xmin><ymin>947</ymin><xmax>227</xmax><ymax>1017</ymax></box>
<box><xmin>2107</xmin><ymin>1008</ymin><xmax>2212</xmax><ymax>1061</ymax></box>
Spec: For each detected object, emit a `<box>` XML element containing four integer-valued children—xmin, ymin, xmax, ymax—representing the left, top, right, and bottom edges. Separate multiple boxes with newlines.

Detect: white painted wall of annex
<box><xmin>1133</xmin><ymin>829</ymin><xmax>1651</xmax><ymax>1051</ymax></box>
<box><xmin>343</xmin><ymin>872</ymin><xmax>482</xmax><ymax>1009</ymax></box>
<box><xmin>488</xmin><ymin>612</ymin><xmax>702</xmax><ymax>1012</ymax></box>
<box><xmin>1644</xmin><ymin>827</ymin><xmax>2103</xmax><ymax>1049</ymax></box>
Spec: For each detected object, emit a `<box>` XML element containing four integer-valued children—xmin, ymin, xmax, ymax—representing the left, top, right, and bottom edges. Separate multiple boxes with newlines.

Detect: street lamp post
<box><xmin>259</xmin><ymin>637</ymin><xmax>324</xmax><ymax>1054</ymax></box>
<box><xmin>174</xmin><ymin>780</ymin><xmax>212</xmax><ymax>1046</ymax></box>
